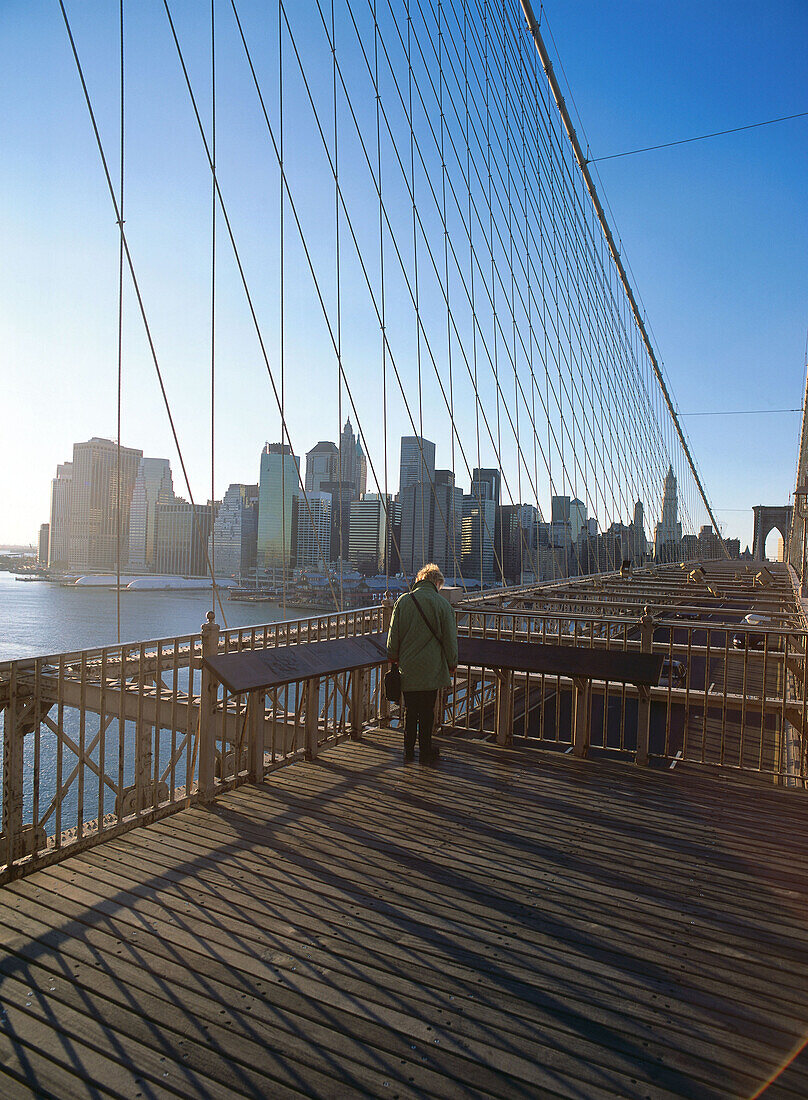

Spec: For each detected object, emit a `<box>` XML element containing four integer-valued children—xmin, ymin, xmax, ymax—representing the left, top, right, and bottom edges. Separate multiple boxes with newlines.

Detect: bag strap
<box><xmin>409</xmin><ymin>591</ymin><xmax>448</xmax><ymax>663</ymax></box>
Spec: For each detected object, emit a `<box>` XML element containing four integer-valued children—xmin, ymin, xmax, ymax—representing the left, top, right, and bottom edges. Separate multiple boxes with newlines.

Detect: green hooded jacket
<box><xmin>386</xmin><ymin>580</ymin><xmax>459</xmax><ymax>692</ymax></box>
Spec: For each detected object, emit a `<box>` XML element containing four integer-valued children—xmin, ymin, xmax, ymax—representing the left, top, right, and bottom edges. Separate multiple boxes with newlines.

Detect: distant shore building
<box><xmin>348</xmin><ymin>494</ymin><xmax>391</xmax><ymax>573</ymax></box>
<box><xmin>304</xmin><ymin>442</ymin><xmax>338</xmax><ymax>493</ymax></box>
<box><xmin>128</xmin><ymin>457</ymin><xmax>176</xmax><ymax>571</ymax></box>
<box><xmin>38</xmin><ymin>523</ymin><xmax>49</xmax><ymax>566</ymax></box>
<box><xmin>654</xmin><ymin>466</ymin><xmax>682</xmax><ymax>563</ymax></box>
<box><xmin>257</xmin><ymin>443</ymin><xmax>300</xmax><ymax>571</ymax></box>
<box><xmin>48</xmin><ymin>461</ymin><xmax>73</xmax><ymax>570</ymax></box>
<box><xmin>294</xmin><ymin>491</ymin><xmax>332</xmax><ymax>569</ymax></box>
<box><xmin>153</xmin><ymin>500</ymin><xmax>214</xmax><ymax>577</ymax></box>
<box><xmin>210</xmin><ymin>483</ymin><xmax>258</xmax><ymax>578</ymax></box>
<box><xmin>68</xmin><ymin>437</ymin><xmax>142</xmax><ymax>573</ymax></box>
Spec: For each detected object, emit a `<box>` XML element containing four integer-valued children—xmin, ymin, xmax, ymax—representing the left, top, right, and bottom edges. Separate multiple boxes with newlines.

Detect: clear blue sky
<box><xmin>1</xmin><ymin>1</ymin><xmax>806</xmax><ymax>553</ymax></box>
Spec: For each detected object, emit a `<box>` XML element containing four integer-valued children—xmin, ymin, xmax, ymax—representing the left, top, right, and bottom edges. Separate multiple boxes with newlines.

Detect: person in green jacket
<box><xmin>386</xmin><ymin>563</ymin><xmax>458</xmax><ymax>764</ymax></box>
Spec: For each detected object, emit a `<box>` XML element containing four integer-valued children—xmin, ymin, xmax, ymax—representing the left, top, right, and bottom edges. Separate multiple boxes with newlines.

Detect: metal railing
<box><xmin>0</xmin><ymin>605</ymin><xmax>387</xmax><ymax>880</ymax></box>
<box><xmin>446</xmin><ymin>607</ymin><xmax>808</xmax><ymax>786</ymax></box>
<box><xmin>3</xmin><ymin>572</ymin><xmax>807</xmax><ymax>881</ymax></box>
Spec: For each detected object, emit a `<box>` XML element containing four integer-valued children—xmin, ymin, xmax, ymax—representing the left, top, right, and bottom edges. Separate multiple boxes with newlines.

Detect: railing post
<box><xmin>572</xmin><ymin>677</ymin><xmax>590</xmax><ymax>757</ymax></box>
<box><xmin>199</xmin><ymin>612</ymin><xmax>220</xmax><ymax>800</ymax></box>
<box><xmin>636</xmin><ymin>606</ymin><xmax>655</xmax><ymax>766</ymax></box>
<box><xmin>1</xmin><ymin>667</ymin><xmax>24</xmax><ymax>864</ymax></box>
<box><xmin>350</xmin><ymin>669</ymin><xmax>366</xmax><ymax>740</ymax></box>
<box><xmin>305</xmin><ymin>677</ymin><xmax>320</xmax><ymax>760</ymax></box>
<box><xmin>380</xmin><ymin>598</ymin><xmax>394</xmax><ymax>724</ymax></box>
<box><xmin>248</xmin><ymin>690</ymin><xmax>264</xmax><ymax>782</ymax></box>
<box><xmin>495</xmin><ymin>669</ymin><xmax>513</xmax><ymax>746</ymax></box>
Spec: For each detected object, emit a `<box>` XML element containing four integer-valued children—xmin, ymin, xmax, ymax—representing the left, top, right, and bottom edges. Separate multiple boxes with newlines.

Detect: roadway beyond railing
<box><xmin>2</xmin><ymin>597</ymin><xmax>806</xmax><ymax>882</ymax></box>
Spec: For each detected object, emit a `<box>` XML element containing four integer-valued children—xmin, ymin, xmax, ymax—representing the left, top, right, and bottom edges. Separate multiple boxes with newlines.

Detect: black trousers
<box><xmin>402</xmin><ymin>689</ymin><xmax>438</xmax><ymax>758</ymax></box>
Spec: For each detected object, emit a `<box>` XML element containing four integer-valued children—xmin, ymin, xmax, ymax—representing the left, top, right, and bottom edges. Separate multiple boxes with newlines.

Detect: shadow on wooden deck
<box><xmin>1</xmin><ymin>728</ymin><xmax>808</xmax><ymax>1098</ymax></box>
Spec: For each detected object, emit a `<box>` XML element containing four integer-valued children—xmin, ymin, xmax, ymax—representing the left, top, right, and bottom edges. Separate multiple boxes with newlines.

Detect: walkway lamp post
<box><xmin>793</xmin><ymin>480</ymin><xmax>808</xmax><ymax>597</ymax></box>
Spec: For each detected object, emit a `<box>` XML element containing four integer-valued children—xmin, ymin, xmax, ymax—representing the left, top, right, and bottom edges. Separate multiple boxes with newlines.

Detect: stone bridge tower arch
<box><xmin>752</xmin><ymin>505</ymin><xmax>793</xmax><ymax>561</ymax></box>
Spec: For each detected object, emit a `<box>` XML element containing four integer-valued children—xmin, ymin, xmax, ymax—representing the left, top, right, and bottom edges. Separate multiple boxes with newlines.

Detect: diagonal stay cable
<box><xmin>161</xmin><ymin>0</ymin><xmax>342</xmax><ymax>614</ymax></box>
<box><xmin>58</xmin><ymin>0</ymin><xmax>229</xmax><ymax>627</ymax></box>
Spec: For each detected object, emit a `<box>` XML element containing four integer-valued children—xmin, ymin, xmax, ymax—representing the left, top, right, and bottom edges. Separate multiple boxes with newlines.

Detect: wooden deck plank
<box><xmin>2</xmin><ymin>869</ymin><xmax>693</xmax><ymax>1100</ymax></box>
<box><xmin>2</xmin><ymin>728</ymin><xmax>808</xmax><ymax>1098</ymax></box>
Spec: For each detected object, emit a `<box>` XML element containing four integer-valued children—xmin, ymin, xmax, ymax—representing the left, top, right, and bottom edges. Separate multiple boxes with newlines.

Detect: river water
<box><xmin>0</xmin><ymin>572</ymin><xmax>292</xmax><ymax>662</ymax></box>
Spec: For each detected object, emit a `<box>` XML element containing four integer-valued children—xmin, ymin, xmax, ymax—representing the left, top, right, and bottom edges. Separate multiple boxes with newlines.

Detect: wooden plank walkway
<box><xmin>1</xmin><ymin>728</ymin><xmax>808</xmax><ymax>1098</ymax></box>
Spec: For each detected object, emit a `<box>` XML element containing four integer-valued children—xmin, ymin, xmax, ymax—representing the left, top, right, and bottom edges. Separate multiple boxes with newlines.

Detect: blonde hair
<box><xmin>415</xmin><ymin>563</ymin><xmax>444</xmax><ymax>588</ymax></box>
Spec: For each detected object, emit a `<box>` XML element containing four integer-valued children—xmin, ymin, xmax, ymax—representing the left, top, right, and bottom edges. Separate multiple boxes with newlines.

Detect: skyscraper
<box><xmin>654</xmin><ymin>465</ymin><xmax>682</xmax><ymax>562</ymax></box>
<box><xmin>629</xmin><ymin>500</ymin><xmax>647</xmax><ymax>563</ymax></box>
<box><xmin>398</xmin><ymin>436</ymin><xmax>436</xmax><ymax>496</ymax></box>
<box><xmin>153</xmin><ymin>500</ymin><xmax>215</xmax><ymax>576</ymax></box>
<box><xmin>338</xmin><ymin>419</ymin><xmax>366</xmax><ymax>499</ymax></box>
<box><xmin>294</xmin><ymin>492</ymin><xmax>332</xmax><ymax>569</ymax></box>
<box><xmin>68</xmin><ymin>437</ymin><xmax>142</xmax><ymax>572</ymax></box>
<box><xmin>38</xmin><ymin>524</ymin><xmax>49</xmax><ymax>566</ymax></box>
<box><xmin>348</xmin><ymin>494</ymin><xmax>391</xmax><ymax>573</ymax></box>
<box><xmin>399</xmin><ymin>480</ymin><xmax>434</xmax><ymax>575</ymax></box>
<box><xmin>461</xmin><ymin>496</ymin><xmax>496</xmax><ymax>584</ymax></box>
<box><xmin>209</xmin><ymin>483</ymin><xmax>258</xmax><ymax>578</ymax></box>
<box><xmin>471</xmin><ymin>468</ymin><xmax>501</xmax><ymax>508</ymax></box>
<box><xmin>257</xmin><ymin>443</ymin><xmax>300</xmax><ymax>571</ymax></box>
<box><xmin>48</xmin><ymin>461</ymin><xmax>73</xmax><ymax>569</ymax></box>
<box><xmin>304</xmin><ymin>442</ymin><xmax>338</xmax><ymax>492</ymax></box>
<box><xmin>128</xmin><ymin>457</ymin><xmax>176</xmax><ymax>570</ymax></box>
<box><xmin>431</xmin><ymin>470</ymin><xmax>463</xmax><ymax>578</ymax></box>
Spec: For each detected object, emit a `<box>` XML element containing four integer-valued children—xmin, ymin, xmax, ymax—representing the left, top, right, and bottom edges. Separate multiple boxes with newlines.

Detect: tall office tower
<box><xmin>294</xmin><ymin>491</ymin><xmax>332</xmax><ymax>568</ymax></box>
<box><xmin>128</xmin><ymin>458</ymin><xmax>176</xmax><ymax>571</ymax></box>
<box><xmin>398</xmin><ymin>436</ymin><xmax>436</xmax><ymax>496</ymax></box>
<box><xmin>551</xmin><ymin>495</ymin><xmax>571</xmax><ymax>523</ymax></box>
<box><xmin>698</xmin><ymin>525</ymin><xmax>721</xmax><ymax>559</ymax></box>
<box><xmin>305</xmin><ymin>442</ymin><xmax>338</xmax><ymax>492</ymax></box>
<box><xmin>654</xmin><ymin>465</ymin><xmax>682</xmax><ymax>563</ymax></box>
<box><xmin>569</xmin><ymin>499</ymin><xmax>587</xmax><ymax>542</ymax></box>
<box><xmin>498</xmin><ymin>503</ymin><xmax>538</xmax><ymax>584</ymax></box>
<box><xmin>348</xmin><ymin>494</ymin><xmax>391</xmax><ymax>573</ymax></box>
<box><xmin>355</xmin><ymin>437</ymin><xmax>368</xmax><ymax>497</ymax></box>
<box><xmin>680</xmin><ymin>533</ymin><xmax>699</xmax><ymax>560</ymax></box>
<box><xmin>209</xmin><ymin>483</ymin><xmax>258</xmax><ymax>578</ymax></box>
<box><xmin>48</xmin><ymin>461</ymin><xmax>73</xmax><ymax>569</ymax></box>
<box><xmin>68</xmin><ymin>437</ymin><xmax>143</xmax><ymax>572</ymax></box>
<box><xmin>549</xmin><ymin>494</ymin><xmax>573</xmax><ymax>550</ymax></box>
<box><xmin>257</xmin><ymin>443</ymin><xmax>300</xmax><ymax>571</ymax></box>
<box><xmin>431</xmin><ymin>470</ymin><xmax>463</xmax><ymax>578</ymax></box>
<box><xmin>153</xmin><ymin>500</ymin><xmax>215</xmax><ymax>576</ymax></box>
<box><xmin>461</xmin><ymin>495</ymin><xmax>496</xmax><ymax>584</ymax></box>
<box><xmin>400</xmin><ymin>481</ymin><xmax>434</xmax><ymax>575</ymax></box>
<box><xmin>471</xmin><ymin>468</ymin><xmax>501</xmax><ymax>508</ymax></box>
<box><xmin>38</xmin><ymin>524</ymin><xmax>50</xmax><ymax>566</ymax></box>
<box><xmin>629</xmin><ymin>500</ymin><xmax>647</xmax><ymax>563</ymax></box>
<box><xmin>319</xmin><ymin>479</ymin><xmax>354</xmax><ymax>563</ymax></box>
<box><xmin>337</xmin><ymin>419</ymin><xmax>367</xmax><ymax>499</ymax></box>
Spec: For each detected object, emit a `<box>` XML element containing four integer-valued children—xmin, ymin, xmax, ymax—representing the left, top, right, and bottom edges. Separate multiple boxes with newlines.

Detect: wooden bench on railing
<box><xmin>203</xmin><ymin>627</ymin><xmax>664</xmax><ymax>775</ymax></box>
<box><xmin>203</xmin><ymin>632</ymin><xmax>390</xmax><ymax>777</ymax></box>
<box><xmin>457</xmin><ymin>636</ymin><xmax>663</xmax><ymax>763</ymax></box>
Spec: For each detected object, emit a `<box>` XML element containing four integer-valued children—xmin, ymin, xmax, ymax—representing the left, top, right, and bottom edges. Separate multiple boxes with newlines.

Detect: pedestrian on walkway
<box><xmin>386</xmin><ymin>563</ymin><xmax>458</xmax><ymax>764</ymax></box>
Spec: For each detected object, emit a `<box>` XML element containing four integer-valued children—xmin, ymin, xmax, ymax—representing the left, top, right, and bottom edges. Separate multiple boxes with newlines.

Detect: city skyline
<box><xmin>1</xmin><ymin>4</ymin><xmax>805</xmax><ymax>551</ymax></box>
<box><xmin>41</xmin><ymin>429</ymin><xmax>741</xmax><ymax>590</ymax></box>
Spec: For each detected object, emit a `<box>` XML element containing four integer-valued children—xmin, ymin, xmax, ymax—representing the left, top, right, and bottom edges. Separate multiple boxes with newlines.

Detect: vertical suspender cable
<box><xmin>210</xmin><ymin>0</ymin><xmax>218</xmax><ymax>617</ymax></box>
<box><xmin>115</xmin><ymin>0</ymin><xmax>125</xmax><ymax>645</ymax></box>
<box><xmin>374</xmin><ymin>0</ymin><xmax>390</xmax><ymax>595</ymax></box>
<box><xmin>279</xmin><ymin>0</ymin><xmax>287</xmax><ymax>618</ymax></box>
<box><xmin>331</xmin><ymin>0</ymin><xmax>343</xmax><ymax>613</ymax></box>
<box><xmin>405</xmin><ymin>0</ymin><xmax>426</xmax><ymax>570</ymax></box>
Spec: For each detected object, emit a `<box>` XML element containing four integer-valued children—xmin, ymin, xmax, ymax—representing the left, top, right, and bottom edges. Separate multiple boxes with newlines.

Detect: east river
<box><xmin>0</xmin><ymin>572</ymin><xmax>291</xmax><ymax>662</ymax></box>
